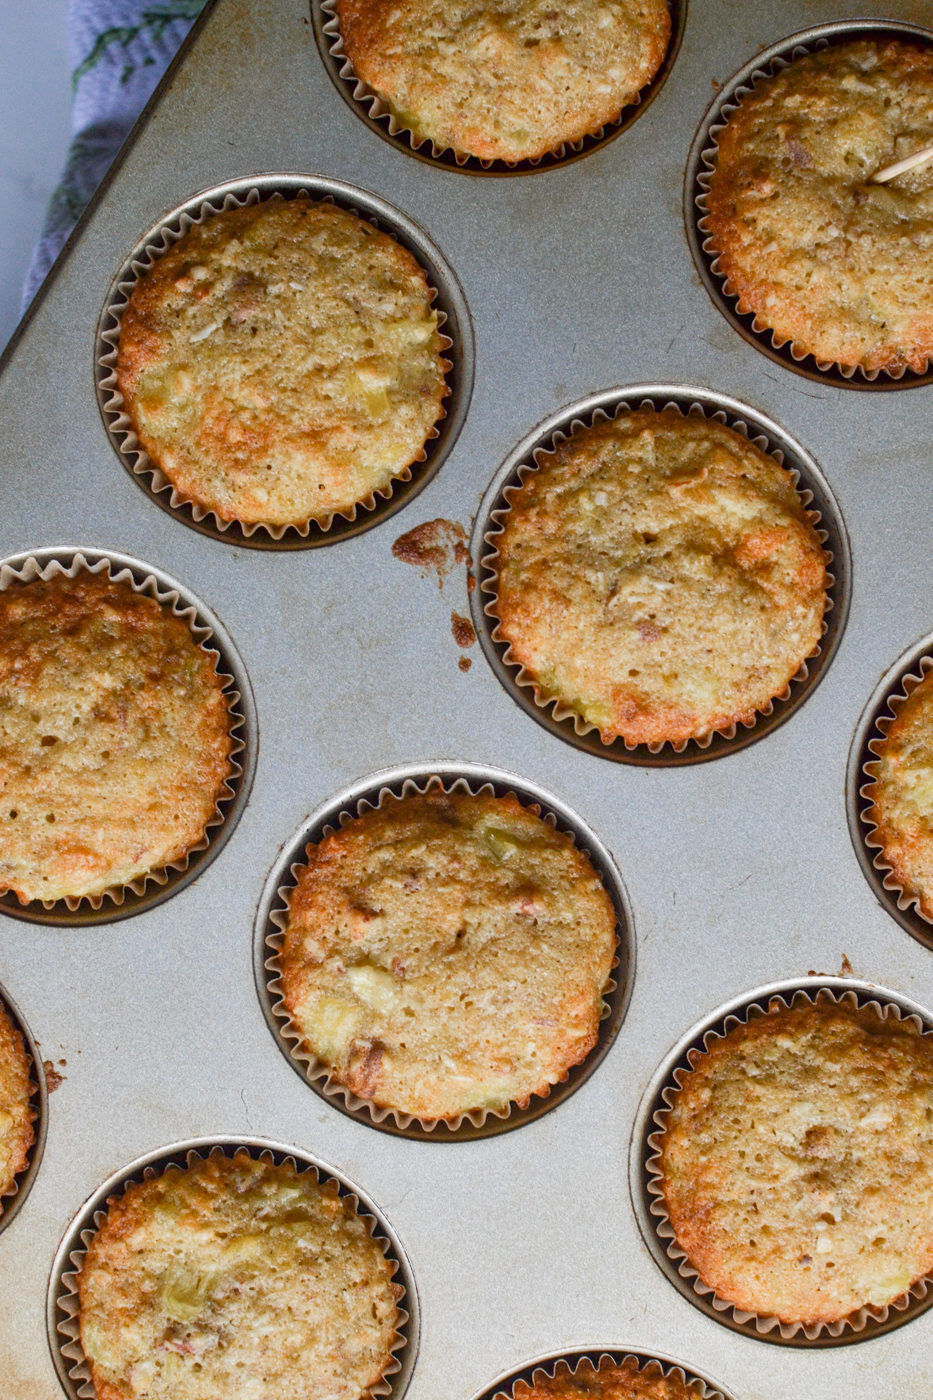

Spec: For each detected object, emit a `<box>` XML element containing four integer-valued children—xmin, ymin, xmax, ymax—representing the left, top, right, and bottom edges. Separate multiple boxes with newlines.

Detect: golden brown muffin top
<box><xmin>116</xmin><ymin>198</ymin><xmax>447</xmax><ymax>528</ymax></box>
<box><xmin>279</xmin><ymin>788</ymin><xmax>617</xmax><ymax>1121</ymax></box>
<box><xmin>705</xmin><ymin>39</ymin><xmax>933</xmax><ymax>374</ymax></box>
<box><xmin>491</xmin><ymin>409</ymin><xmax>828</xmax><ymax>747</ymax></box>
<box><xmin>77</xmin><ymin>1152</ymin><xmax>399</xmax><ymax>1400</ymax></box>
<box><xmin>512</xmin><ymin>1357</ymin><xmax>707</xmax><ymax>1400</ymax></box>
<box><xmin>657</xmin><ymin>999</ymin><xmax>933</xmax><ymax>1326</ymax></box>
<box><xmin>336</xmin><ymin>0</ymin><xmax>671</xmax><ymax>162</ymax></box>
<box><xmin>0</xmin><ymin>571</ymin><xmax>232</xmax><ymax>903</ymax></box>
<box><xmin>864</xmin><ymin>669</ymin><xmax>933</xmax><ymax>919</ymax></box>
<box><xmin>0</xmin><ymin>1001</ymin><xmax>34</xmax><ymax>1204</ymax></box>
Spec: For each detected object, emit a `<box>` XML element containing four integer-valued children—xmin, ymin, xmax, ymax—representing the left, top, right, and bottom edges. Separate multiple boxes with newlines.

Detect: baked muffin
<box><xmin>335</xmin><ymin>0</ymin><xmax>671</xmax><ymax>162</ymax></box>
<box><xmin>116</xmin><ymin>197</ymin><xmax>448</xmax><ymax>529</ymax></box>
<box><xmin>704</xmin><ymin>39</ymin><xmax>933</xmax><ymax>375</ymax></box>
<box><xmin>511</xmin><ymin>1357</ymin><xmax>707</xmax><ymax>1400</ymax></box>
<box><xmin>864</xmin><ymin>669</ymin><xmax>933</xmax><ymax>919</ymax></box>
<box><xmin>491</xmin><ymin>409</ymin><xmax>828</xmax><ymax>747</ymax></box>
<box><xmin>0</xmin><ymin>570</ymin><xmax>233</xmax><ymax>903</ymax></box>
<box><xmin>77</xmin><ymin>1152</ymin><xmax>400</xmax><ymax>1400</ymax></box>
<box><xmin>278</xmin><ymin>787</ymin><xmax>617</xmax><ymax>1121</ymax></box>
<box><xmin>657</xmin><ymin>998</ymin><xmax>933</xmax><ymax>1326</ymax></box>
<box><xmin>0</xmin><ymin>1000</ymin><xmax>34</xmax><ymax>1204</ymax></box>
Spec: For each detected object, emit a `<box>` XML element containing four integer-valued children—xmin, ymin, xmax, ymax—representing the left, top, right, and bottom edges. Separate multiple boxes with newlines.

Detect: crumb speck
<box><xmin>451</xmin><ymin>612</ymin><xmax>476</xmax><ymax>648</ymax></box>
<box><xmin>459</xmin><ymin>657</ymin><xmax>472</xmax><ymax>672</ymax></box>
<box><xmin>839</xmin><ymin>953</ymin><xmax>854</xmax><ymax>978</ymax></box>
<box><xmin>43</xmin><ymin>1060</ymin><xmax>64</xmax><ymax>1093</ymax></box>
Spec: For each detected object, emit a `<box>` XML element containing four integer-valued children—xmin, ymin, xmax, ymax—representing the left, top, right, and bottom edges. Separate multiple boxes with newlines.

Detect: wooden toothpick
<box><xmin>871</xmin><ymin>140</ymin><xmax>933</xmax><ymax>183</ymax></box>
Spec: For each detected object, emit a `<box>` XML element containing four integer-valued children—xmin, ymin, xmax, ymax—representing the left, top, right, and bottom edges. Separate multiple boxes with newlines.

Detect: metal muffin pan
<box><xmin>1</xmin><ymin>0</ymin><xmax>933</xmax><ymax>1396</ymax></box>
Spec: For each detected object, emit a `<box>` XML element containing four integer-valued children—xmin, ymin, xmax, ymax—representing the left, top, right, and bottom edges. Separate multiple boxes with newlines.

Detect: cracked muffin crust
<box><xmin>335</xmin><ymin>0</ymin><xmax>671</xmax><ymax>162</ymax></box>
<box><xmin>704</xmin><ymin>39</ymin><xmax>933</xmax><ymax>374</ymax></box>
<box><xmin>491</xmin><ymin>409</ymin><xmax>828</xmax><ymax>747</ymax></box>
<box><xmin>116</xmin><ymin>197</ymin><xmax>448</xmax><ymax>528</ymax></box>
<box><xmin>278</xmin><ymin>787</ymin><xmax>617</xmax><ymax>1121</ymax></box>
<box><xmin>657</xmin><ymin>998</ymin><xmax>933</xmax><ymax>1326</ymax></box>
<box><xmin>0</xmin><ymin>570</ymin><xmax>233</xmax><ymax>903</ymax></box>
<box><xmin>864</xmin><ymin>669</ymin><xmax>933</xmax><ymax>920</ymax></box>
<box><xmin>77</xmin><ymin>1152</ymin><xmax>400</xmax><ymax>1400</ymax></box>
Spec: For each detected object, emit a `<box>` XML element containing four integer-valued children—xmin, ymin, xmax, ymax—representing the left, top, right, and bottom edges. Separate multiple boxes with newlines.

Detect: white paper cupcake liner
<box><xmin>258</xmin><ymin>763</ymin><xmax>633</xmax><ymax>1139</ymax></box>
<box><xmin>480</xmin><ymin>1349</ymin><xmax>733</xmax><ymax>1400</ymax></box>
<box><xmin>96</xmin><ymin>176</ymin><xmax>466</xmax><ymax>546</ymax></box>
<box><xmin>316</xmin><ymin>0</ymin><xmax>683</xmax><ymax>173</ymax></box>
<box><xmin>639</xmin><ymin>980</ymin><xmax>933</xmax><ymax>1344</ymax></box>
<box><xmin>476</xmin><ymin>387</ymin><xmax>846</xmax><ymax>763</ymax></box>
<box><xmin>852</xmin><ymin>640</ymin><xmax>933</xmax><ymax>945</ymax></box>
<box><xmin>689</xmin><ymin>21</ymin><xmax>933</xmax><ymax>388</ymax></box>
<box><xmin>0</xmin><ymin>548</ymin><xmax>251</xmax><ymax>922</ymax></box>
<box><xmin>49</xmin><ymin>1138</ymin><xmax>416</xmax><ymax>1400</ymax></box>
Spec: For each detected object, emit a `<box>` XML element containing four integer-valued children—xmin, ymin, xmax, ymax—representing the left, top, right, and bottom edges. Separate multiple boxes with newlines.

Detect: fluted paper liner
<box><xmin>480</xmin><ymin>394</ymin><xmax>835</xmax><ymax>757</ymax></box>
<box><xmin>97</xmin><ymin>179</ymin><xmax>454</xmax><ymax>543</ymax></box>
<box><xmin>263</xmin><ymin>769</ymin><xmax>628</xmax><ymax>1136</ymax></box>
<box><xmin>52</xmin><ymin>1140</ymin><xmax>412</xmax><ymax>1400</ymax></box>
<box><xmin>318</xmin><ymin>0</ymin><xmax>678</xmax><ymax>172</ymax></box>
<box><xmin>693</xmin><ymin>24</ymin><xmax>933</xmax><ymax>385</ymax></box>
<box><xmin>0</xmin><ymin>550</ymin><xmax>246</xmax><ymax>915</ymax></box>
<box><xmin>487</xmin><ymin>1350</ymin><xmax>731</xmax><ymax>1400</ymax></box>
<box><xmin>859</xmin><ymin>650</ymin><xmax>933</xmax><ymax>927</ymax></box>
<box><xmin>644</xmin><ymin>983</ymin><xmax>933</xmax><ymax>1341</ymax></box>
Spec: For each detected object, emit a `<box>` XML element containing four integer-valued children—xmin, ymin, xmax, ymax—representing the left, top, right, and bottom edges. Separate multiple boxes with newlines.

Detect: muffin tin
<box><xmin>1</xmin><ymin>0</ymin><xmax>933</xmax><ymax>1396</ymax></box>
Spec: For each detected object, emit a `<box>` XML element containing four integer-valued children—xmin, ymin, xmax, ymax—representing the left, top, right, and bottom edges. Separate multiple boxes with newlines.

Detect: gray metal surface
<box><xmin>0</xmin><ymin>1</ymin><xmax>932</xmax><ymax>1396</ymax></box>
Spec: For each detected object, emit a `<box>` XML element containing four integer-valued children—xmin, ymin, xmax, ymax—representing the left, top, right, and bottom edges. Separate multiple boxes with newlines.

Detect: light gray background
<box><xmin>0</xmin><ymin>0</ymin><xmax>70</xmax><ymax>349</ymax></box>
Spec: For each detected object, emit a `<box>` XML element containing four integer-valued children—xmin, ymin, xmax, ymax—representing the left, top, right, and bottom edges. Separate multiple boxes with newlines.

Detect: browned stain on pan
<box><xmin>392</xmin><ymin>518</ymin><xmax>469</xmax><ymax>586</ymax></box>
<box><xmin>451</xmin><ymin>611</ymin><xmax>476</xmax><ymax>648</ymax></box>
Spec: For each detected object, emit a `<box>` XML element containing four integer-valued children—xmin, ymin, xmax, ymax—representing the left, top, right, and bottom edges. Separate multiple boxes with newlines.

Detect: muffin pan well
<box><xmin>630</xmin><ymin>977</ymin><xmax>933</xmax><ymax>1346</ymax></box>
<box><xmin>685</xmin><ymin>19</ymin><xmax>933</xmax><ymax>390</ymax></box>
<box><xmin>256</xmin><ymin>762</ymin><xmax>634</xmax><ymax>1140</ymax></box>
<box><xmin>48</xmin><ymin>1137</ymin><xmax>418</xmax><ymax>1400</ymax></box>
<box><xmin>1</xmin><ymin>0</ymin><xmax>932</xmax><ymax>1397</ymax></box>
<box><xmin>96</xmin><ymin>175</ymin><xmax>473</xmax><ymax>548</ymax></box>
<box><xmin>313</xmin><ymin>0</ymin><xmax>687</xmax><ymax>174</ymax></box>
<box><xmin>471</xmin><ymin>1349</ymin><xmax>735</xmax><ymax>1400</ymax></box>
<box><xmin>472</xmin><ymin>386</ymin><xmax>849</xmax><ymax>765</ymax></box>
<box><xmin>0</xmin><ymin>548</ymin><xmax>255</xmax><ymax>925</ymax></box>
<box><xmin>848</xmin><ymin>633</ymin><xmax>933</xmax><ymax>951</ymax></box>
<box><xmin>0</xmin><ymin>979</ymin><xmax>46</xmax><ymax>1238</ymax></box>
